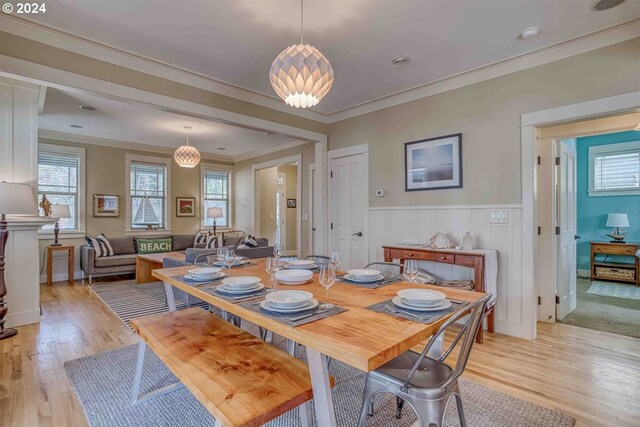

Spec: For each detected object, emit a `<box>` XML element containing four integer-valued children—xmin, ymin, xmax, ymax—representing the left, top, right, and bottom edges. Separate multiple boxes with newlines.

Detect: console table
<box><xmin>383</xmin><ymin>245</ymin><xmax>496</xmax><ymax>343</ymax></box>
<box><xmin>136</xmin><ymin>252</ymin><xmax>185</xmax><ymax>284</ymax></box>
<box><xmin>590</xmin><ymin>241</ymin><xmax>639</xmax><ymax>286</ymax></box>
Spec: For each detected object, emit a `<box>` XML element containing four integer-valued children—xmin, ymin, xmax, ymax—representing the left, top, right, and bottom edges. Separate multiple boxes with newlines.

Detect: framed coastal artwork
<box><xmin>176</xmin><ymin>197</ymin><xmax>196</xmax><ymax>217</ymax></box>
<box><xmin>405</xmin><ymin>133</ymin><xmax>462</xmax><ymax>191</ymax></box>
<box><xmin>93</xmin><ymin>194</ymin><xmax>120</xmax><ymax>217</ymax></box>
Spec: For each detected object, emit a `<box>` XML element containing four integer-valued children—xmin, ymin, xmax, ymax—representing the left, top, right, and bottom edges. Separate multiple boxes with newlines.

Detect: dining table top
<box><xmin>152</xmin><ymin>259</ymin><xmax>486</xmax><ymax>372</ymax></box>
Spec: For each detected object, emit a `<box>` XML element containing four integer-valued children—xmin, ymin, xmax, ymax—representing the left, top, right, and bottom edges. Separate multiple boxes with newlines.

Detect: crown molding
<box><xmin>38</xmin><ymin>129</ymin><xmax>235</xmax><ymax>163</ymax></box>
<box><xmin>328</xmin><ymin>19</ymin><xmax>640</xmax><ymax>122</ymax></box>
<box><xmin>0</xmin><ymin>15</ymin><xmax>331</xmax><ymax>124</ymax></box>
<box><xmin>232</xmin><ymin>138</ymin><xmax>310</xmax><ymax>163</ymax></box>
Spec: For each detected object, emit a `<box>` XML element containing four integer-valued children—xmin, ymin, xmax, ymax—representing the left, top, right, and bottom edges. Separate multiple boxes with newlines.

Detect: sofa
<box><xmin>80</xmin><ymin>233</ymin><xmax>272</xmax><ymax>283</ymax></box>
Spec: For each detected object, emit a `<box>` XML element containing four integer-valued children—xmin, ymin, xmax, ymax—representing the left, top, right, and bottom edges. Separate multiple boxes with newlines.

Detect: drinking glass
<box><xmin>217</xmin><ymin>247</ymin><xmax>228</xmax><ymax>264</ymax></box>
<box><xmin>265</xmin><ymin>257</ymin><xmax>279</xmax><ymax>292</ymax></box>
<box><xmin>223</xmin><ymin>249</ymin><xmax>236</xmax><ymax>275</ymax></box>
<box><xmin>330</xmin><ymin>251</ymin><xmax>341</xmax><ymax>270</ymax></box>
<box><xmin>404</xmin><ymin>260</ymin><xmax>418</xmax><ymax>284</ymax></box>
<box><xmin>319</xmin><ymin>265</ymin><xmax>336</xmax><ymax>309</ymax></box>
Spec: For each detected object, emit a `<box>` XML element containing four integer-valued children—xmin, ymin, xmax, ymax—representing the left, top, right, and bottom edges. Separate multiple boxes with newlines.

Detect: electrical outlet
<box><xmin>302</xmin><ymin>213</ymin><xmax>309</xmax><ymax>220</ymax></box>
<box><xmin>490</xmin><ymin>211</ymin><xmax>508</xmax><ymax>224</ymax></box>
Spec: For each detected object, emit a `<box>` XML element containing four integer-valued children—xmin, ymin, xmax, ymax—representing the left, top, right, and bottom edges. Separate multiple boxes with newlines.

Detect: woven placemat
<box><xmin>198</xmin><ymin>284</ymin><xmax>269</xmax><ymax>303</ymax></box>
<box><xmin>337</xmin><ymin>276</ymin><xmax>401</xmax><ymax>289</ymax></box>
<box><xmin>366</xmin><ymin>298</ymin><xmax>467</xmax><ymax>324</ymax></box>
<box><xmin>239</xmin><ymin>298</ymin><xmax>347</xmax><ymax>327</ymax></box>
<box><xmin>172</xmin><ymin>275</ymin><xmax>225</xmax><ymax>287</ymax></box>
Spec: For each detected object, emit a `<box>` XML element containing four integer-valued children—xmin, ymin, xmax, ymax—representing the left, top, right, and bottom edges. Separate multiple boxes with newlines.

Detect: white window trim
<box><xmin>588</xmin><ymin>140</ymin><xmax>640</xmax><ymax>197</ymax></box>
<box><xmin>37</xmin><ymin>143</ymin><xmax>86</xmax><ymax>239</ymax></box>
<box><xmin>200</xmin><ymin>163</ymin><xmax>234</xmax><ymax>231</ymax></box>
<box><xmin>125</xmin><ymin>154</ymin><xmax>172</xmax><ymax>236</ymax></box>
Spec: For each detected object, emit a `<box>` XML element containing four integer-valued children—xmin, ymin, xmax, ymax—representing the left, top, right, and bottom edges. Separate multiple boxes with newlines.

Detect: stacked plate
<box><xmin>213</xmin><ymin>256</ymin><xmax>248</xmax><ymax>267</ymax></box>
<box><xmin>393</xmin><ymin>289</ymin><xmax>451</xmax><ymax>311</ymax></box>
<box><xmin>184</xmin><ymin>267</ymin><xmax>225</xmax><ymax>282</ymax></box>
<box><xmin>343</xmin><ymin>269</ymin><xmax>384</xmax><ymax>283</ymax></box>
<box><xmin>261</xmin><ymin>290</ymin><xmax>318</xmax><ymax>313</ymax></box>
<box><xmin>285</xmin><ymin>259</ymin><xmax>317</xmax><ymax>270</ymax></box>
<box><xmin>216</xmin><ymin>276</ymin><xmax>264</xmax><ymax>294</ymax></box>
<box><xmin>275</xmin><ymin>269</ymin><xmax>313</xmax><ymax>285</ymax></box>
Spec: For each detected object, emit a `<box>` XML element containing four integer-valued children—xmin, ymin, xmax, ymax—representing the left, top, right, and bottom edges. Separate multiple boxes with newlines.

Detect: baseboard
<box><xmin>39</xmin><ymin>270</ymin><xmax>84</xmax><ymax>284</ymax></box>
<box><xmin>5</xmin><ymin>309</ymin><xmax>40</xmax><ymax>328</ymax></box>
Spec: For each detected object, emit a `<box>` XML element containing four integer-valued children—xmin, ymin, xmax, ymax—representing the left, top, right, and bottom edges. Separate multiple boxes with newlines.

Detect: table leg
<box><xmin>163</xmin><ymin>282</ymin><xmax>177</xmax><ymax>312</ymax></box>
<box><xmin>68</xmin><ymin>248</ymin><xmax>74</xmax><ymax>285</ymax></box>
<box><xmin>306</xmin><ymin>347</ymin><xmax>336</xmax><ymax>427</ymax></box>
<box><xmin>47</xmin><ymin>248</ymin><xmax>52</xmax><ymax>286</ymax></box>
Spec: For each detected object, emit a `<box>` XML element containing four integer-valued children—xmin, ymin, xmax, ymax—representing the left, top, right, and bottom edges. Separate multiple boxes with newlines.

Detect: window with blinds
<box><xmin>590</xmin><ymin>142</ymin><xmax>640</xmax><ymax>195</ymax></box>
<box><xmin>130</xmin><ymin>162</ymin><xmax>167</xmax><ymax>229</ymax></box>
<box><xmin>203</xmin><ymin>171</ymin><xmax>230</xmax><ymax>227</ymax></box>
<box><xmin>38</xmin><ymin>151</ymin><xmax>80</xmax><ymax>230</ymax></box>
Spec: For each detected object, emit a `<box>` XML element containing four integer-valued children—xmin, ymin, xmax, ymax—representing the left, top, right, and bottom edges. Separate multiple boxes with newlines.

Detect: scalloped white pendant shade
<box><xmin>174</xmin><ymin>126</ymin><xmax>201</xmax><ymax>168</ymax></box>
<box><xmin>270</xmin><ymin>44</ymin><xmax>334</xmax><ymax>109</ymax></box>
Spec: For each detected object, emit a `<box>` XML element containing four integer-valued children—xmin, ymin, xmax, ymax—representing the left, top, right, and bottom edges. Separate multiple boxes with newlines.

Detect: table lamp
<box><xmin>0</xmin><ymin>182</ymin><xmax>37</xmax><ymax>340</ymax></box>
<box><xmin>50</xmin><ymin>204</ymin><xmax>70</xmax><ymax>246</ymax></box>
<box><xmin>133</xmin><ymin>196</ymin><xmax>161</xmax><ymax>230</ymax></box>
<box><xmin>207</xmin><ymin>207</ymin><xmax>224</xmax><ymax>235</ymax></box>
<box><xmin>606</xmin><ymin>213</ymin><xmax>629</xmax><ymax>243</ymax></box>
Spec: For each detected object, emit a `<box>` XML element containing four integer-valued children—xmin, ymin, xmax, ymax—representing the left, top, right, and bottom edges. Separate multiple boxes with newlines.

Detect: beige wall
<box><xmin>234</xmin><ymin>142</ymin><xmax>315</xmax><ymax>255</ymax></box>
<box><xmin>256</xmin><ymin>167</ymin><xmax>278</xmax><ymax>245</ymax></box>
<box><xmin>278</xmin><ymin>164</ymin><xmax>298</xmax><ymax>251</ymax></box>
<box><xmin>328</xmin><ymin>38</ymin><xmax>640</xmax><ymax>207</ymax></box>
<box><xmin>39</xmin><ymin>137</ymin><xmax>232</xmax><ymax>281</ymax></box>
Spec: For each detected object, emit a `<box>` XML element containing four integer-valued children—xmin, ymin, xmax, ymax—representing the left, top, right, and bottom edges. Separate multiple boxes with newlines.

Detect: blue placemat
<box><xmin>366</xmin><ymin>298</ymin><xmax>468</xmax><ymax>324</ymax></box>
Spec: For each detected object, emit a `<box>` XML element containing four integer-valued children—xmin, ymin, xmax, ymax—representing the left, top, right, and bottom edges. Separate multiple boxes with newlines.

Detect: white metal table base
<box><xmin>306</xmin><ymin>347</ymin><xmax>337</xmax><ymax>427</ymax></box>
<box><xmin>130</xmin><ymin>342</ymin><xmax>185</xmax><ymax>404</ymax></box>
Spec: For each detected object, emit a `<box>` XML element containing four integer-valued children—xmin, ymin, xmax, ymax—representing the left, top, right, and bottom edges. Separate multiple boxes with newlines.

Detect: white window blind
<box><xmin>38</xmin><ymin>151</ymin><xmax>80</xmax><ymax>230</ymax></box>
<box><xmin>593</xmin><ymin>150</ymin><xmax>640</xmax><ymax>192</ymax></box>
<box><xmin>130</xmin><ymin>162</ymin><xmax>167</xmax><ymax>229</ymax></box>
<box><xmin>203</xmin><ymin>171</ymin><xmax>230</xmax><ymax>227</ymax></box>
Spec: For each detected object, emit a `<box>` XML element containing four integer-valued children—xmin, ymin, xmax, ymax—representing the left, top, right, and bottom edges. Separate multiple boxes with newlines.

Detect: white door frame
<box><xmin>327</xmin><ymin>143</ymin><xmax>369</xmax><ymax>262</ymax></box>
<box><xmin>521</xmin><ymin>90</ymin><xmax>640</xmax><ymax>339</ymax></box>
<box><xmin>308</xmin><ymin>162</ymin><xmax>316</xmax><ymax>256</ymax></box>
<box><xmin>252</xmin><ymin>155</ymin><xmax>303</xmax><ymax>258</ymax></box>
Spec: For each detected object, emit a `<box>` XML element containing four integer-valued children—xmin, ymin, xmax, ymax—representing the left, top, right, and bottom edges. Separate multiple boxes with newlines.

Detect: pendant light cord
<box><xmin>300</xmin><ymin>0</ymin><xmax>304</xmax><ymax>44</ymax></box>
<box><xmin>184</xmin><ymin>126</ymin><xmax>191</xmax><ymax>146</ymax></box>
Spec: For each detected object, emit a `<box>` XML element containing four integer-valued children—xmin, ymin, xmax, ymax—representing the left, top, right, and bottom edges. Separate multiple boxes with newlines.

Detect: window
<box><xmin>589</xmin><ymin>141</ymin><xmax>640</xmax><ymax>196</ymax></box>
<box><xmin>129</xmin><ymin>161</ymin><xmax>167</xmax><ymax>229</ymax></box>
<box><xmin>37</xmin><ymin>144</ymin><xmax>85</xmax><ymax>232</ymax></box>
<box><xmin>202</xmin><ymin>170</ymin><xmax>230</xmax><ymax>228</ymax></box>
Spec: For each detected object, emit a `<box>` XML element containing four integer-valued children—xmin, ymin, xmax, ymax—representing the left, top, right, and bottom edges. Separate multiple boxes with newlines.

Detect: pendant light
<box><xmin>174</xmin><ymin>126</ymin><xmax>201</xmax><ymax>168</ymax></box>
<box><xmin>269</xmin><ymin>0</ymin><xmax>334</xmax><ymax>108</ymax></box>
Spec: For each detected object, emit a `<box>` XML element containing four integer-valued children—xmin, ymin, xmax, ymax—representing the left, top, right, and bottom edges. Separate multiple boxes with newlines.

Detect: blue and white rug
<box><xmin>587</xmin><ymin>281</ymin><xmax>640</xmax><ymax>301</ymax></box>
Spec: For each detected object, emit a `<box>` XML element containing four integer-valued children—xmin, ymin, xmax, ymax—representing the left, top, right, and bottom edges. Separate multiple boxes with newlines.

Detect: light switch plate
<box><xmin>302</xmin><ymin>213</ymin><xmax>309</xmax><ymax>220</ymax></box>
<box><xmin>490</xmin><ymin>211</ymin><xmax>508</xmax><ymax>224</ymax></box>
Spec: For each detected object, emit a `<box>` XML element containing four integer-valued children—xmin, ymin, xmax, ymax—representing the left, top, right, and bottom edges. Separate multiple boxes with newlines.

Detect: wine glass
<box><xmin>265</xmin><ymin>257</ymin><xmax>279</xmax><ymax>292</ymax></box>
<box><xmin>223</xmin><ymin>249</ymin><xmax>236</xmax><ymax>275</ymax></box>
<box><xmin>217</xmin><ymin>247</ymin><xmax>228</xmax><ymax>264</ymax></box>
<box><xmin>404</xmin><ymin>260</ymin><xmax>418</xmax><ymax>284</ymax></box>
<box><xmin>330</xmin><ymin>251</ymin><xmax>341</xmax><ymax>270</ymax></box>
<box><xmin>319</xmin><ymin>265</ymin><xmax>336</xmax><ymax>309</ymax></box>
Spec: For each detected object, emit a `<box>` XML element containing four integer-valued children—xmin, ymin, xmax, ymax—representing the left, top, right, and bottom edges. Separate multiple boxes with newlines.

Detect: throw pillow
<box><xmin>137</xmin><ymin>238</ymin><xmax>172</xmax><ymax>254</ymax></box>
<box><xmin>193</xmin><ymin>231</ymin><xmax>210</xmax><ymax>246</ymax></box>
<box><xmin>85</xmin><ymin>233</ymin><xmax>114</xmax><ymax>258</ymax></box>
<box><xmin>243</xmin><ymin>235</ymin><xmax>258</xmax><ymax>248</ymax></box>
<box><xmin>205</xmin><ymin>234</ymin><xmax>220</xmax><ymax>249</ymax></box>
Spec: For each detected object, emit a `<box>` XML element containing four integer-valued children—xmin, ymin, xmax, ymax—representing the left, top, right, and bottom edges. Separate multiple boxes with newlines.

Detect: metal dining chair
<box><xmin>304</xmin><ymin>255</ymin><xmax>331</xmax><ymax>266</ymax></box>
<box><xmin>365</xmin><ymin>262</ymin><xmax>404</xmax><ymax>279</ymax></box>
<box><xmin>357</xmin><ymin>294</ymin><xmax>491</xmax><ymax>427</ymax></box>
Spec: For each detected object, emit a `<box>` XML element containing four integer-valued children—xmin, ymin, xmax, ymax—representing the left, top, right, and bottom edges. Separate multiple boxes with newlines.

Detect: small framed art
<box><xmin>176</xmin><ymin>197</ymin><xmax>196</xmax><ymax>217</ymax></box>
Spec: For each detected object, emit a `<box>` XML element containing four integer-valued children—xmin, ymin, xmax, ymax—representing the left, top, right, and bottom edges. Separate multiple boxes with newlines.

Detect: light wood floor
<box><xmin>1</xmin><ymin>280</ymin><xmax>639</xmax><ymax>427</ymax></box>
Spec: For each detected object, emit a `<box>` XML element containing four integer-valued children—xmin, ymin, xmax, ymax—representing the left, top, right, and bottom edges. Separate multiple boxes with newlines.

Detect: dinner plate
<box><xmin>265</xmin><ymin>290</ymin><xmax>313</xmax><ymax>308</ymax></box>
<box><xmin>392</xmin><ymin>297</ymin><xmax>451</xmax><ymax>312</ymax></box>
<box><xmin>213</xmin><ymin>260</ymin><xmax>248</xmax><ymax>267</ymax></box>
<box><xmin>188</xmin><ymin>267</ymin><xmax>222</xmax><ymax>276</ymax></box>
<box><xmin>260</xmin><ymin>298</ymin><xmax>319</xmax><ymax>313</ymax></box>
<box><xmin>216</xmin><ymin>283</ymin><xmax>264</xmax><ymax>295</ymax></box>
<box><xmin>275</xmin><ymin>269</ymin><xmax>313</xmax><ymax>285</ymax></box>
<box><xmin>400</xmin><ymin>297</ymin><xmax>444</xmax><ymax>308</ymax></box>
<box><xmin>397</xmin><ymin>289</ymin><xmax>446</xmax><ymax>306</ymax></box>
<box><xmin>347</xmin><ymin>269</ymin><xmax>381</xmax><ymax>278</ymax></box>
<box><xmin>286</xmin><ymin>263</ymin><xmax>317</xmax><ymax>270</ymax></box>
<box><xmin>184</xmin><ymin>272</ymin><xmax>225</xmax><ymax>282</ymax></box>
<box><xmin>343</xmin><ymin>273</ymin><xmax>385</xmax><ymax>283</ymax></box>
<box><xmin>222</xmin><ymin>276</ymin><xmax>261</xmax><ymax>289</ymax></box>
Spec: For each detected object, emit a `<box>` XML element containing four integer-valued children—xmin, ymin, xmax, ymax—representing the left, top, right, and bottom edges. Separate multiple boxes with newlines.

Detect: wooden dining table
<box><xmin>152</xmin><ymin>259</ymin><xmax>486</xmax><ymax>427</ymax></box>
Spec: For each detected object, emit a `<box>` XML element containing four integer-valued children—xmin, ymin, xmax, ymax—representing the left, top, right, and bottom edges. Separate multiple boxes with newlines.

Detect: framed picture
<box><xmin>93</xmin><ymin>194</ymin><xmax>120</xmax><ymax>217</ymax></box>
<box><xmin>287</xmin><ymin>198</ymin><xmax>297</xmax><ymax>208</ymax></box>
<box><xmin>405</xmin><ymin>133</ymin><xmax>462</xmax><ymax>191</ymax></box>
<box><xmin>176</xmin><ymin>197</ymin><xmax>196</xmax><ymax>217</ymax></box>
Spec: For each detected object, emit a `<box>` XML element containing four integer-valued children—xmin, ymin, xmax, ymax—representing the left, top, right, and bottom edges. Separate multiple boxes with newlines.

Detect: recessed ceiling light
<box><xmin>392</xmin><ymin>56</ymin><xmax>410</xmax><ymax>65</ymax></box>
<box><xmin>520</xmin><ymin>26</ymin><xmax>540</xmax><ymax>39</ymax></box>
<box><xmin>79</xmin><ymin>105</ymin><xmax>96</xmax><ymax>111</ymax></box>
<box><xmin>69</xmin><ymin>124</ymin><xmax>83</xmax><ymax>128</ymax></box>
<box><xmin>594</xmin><ymin>0</ymin><xmax>625</xmax><ymax>11</ymax></box>
<box><xmin>217</xmin><ymin>147</ymin><xmax>226</xmax><ymax>151</ymax></box>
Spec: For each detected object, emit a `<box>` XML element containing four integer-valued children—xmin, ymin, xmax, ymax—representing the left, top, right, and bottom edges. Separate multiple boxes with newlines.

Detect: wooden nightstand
<box><xmin>590</xmin><ymin>241</ymin><xmax>640</xmax><ymax>286</ymax></box>
<box><xmin>47</xmin><ymin>245</ymin><xmax>74</xmax><ymax>286</ymax></box>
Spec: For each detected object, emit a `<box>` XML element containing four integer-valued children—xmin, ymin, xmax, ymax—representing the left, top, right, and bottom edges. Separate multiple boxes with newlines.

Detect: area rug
<box><xmin>64</xmin><ymin>343</ymin><xmax>574</xmax><ymax>427</ymax></box>
<box><xmin>587</xmin><ymin>281</ymin><xmax>640</xmax><ymax>300</ymax></box>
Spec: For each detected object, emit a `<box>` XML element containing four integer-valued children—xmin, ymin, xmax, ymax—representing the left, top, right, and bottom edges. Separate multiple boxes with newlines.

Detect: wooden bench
<box><xmin>130</xmin><ymin>308</ymin><xmax>332</xmax><ymax>427</ymax></box>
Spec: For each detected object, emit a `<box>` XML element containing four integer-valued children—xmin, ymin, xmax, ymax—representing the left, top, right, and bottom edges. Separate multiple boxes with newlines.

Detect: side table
<box><xmin>47</xmin><ymin>245</ymin><xmax>74</xmax><ymax>286</ymax></box>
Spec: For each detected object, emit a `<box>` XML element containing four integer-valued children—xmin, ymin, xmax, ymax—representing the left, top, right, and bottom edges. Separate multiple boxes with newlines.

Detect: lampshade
<box><xmin>133</xmin><ymin>196</ymin><xmax>161</xmax><ymax>225</ymax></box>
<box><xmin>635</xmin><ymin>122</ymin><xmax>640</xmax><ymax>131</ymax></box>
<box><xmin>0</xmin><ymin>182</ymin><xmax>37</xmax><ymax>215</ymax></box>
<box><xmin>606</xmin><ymin>213</ymin><xmax>630</xmax><ymax>228</ymax></box>
<box><xmin>207</xmin><ymin>207</ymin><xmax>224</xmax><ymax>219</ymax></box>
<box><xmin>270</xmin><ymin>44</ymin><xmax>335</xmax><ymax>109</ymax></box>
<box><xmin>50</xmin><ymin>204</ymin><xmax>71</xmax><ymax>219</ymax></box>
<box><xmin>174</xmin><ymin>126</ymin><xmax>201</xmax><ymax>168</ymax></box>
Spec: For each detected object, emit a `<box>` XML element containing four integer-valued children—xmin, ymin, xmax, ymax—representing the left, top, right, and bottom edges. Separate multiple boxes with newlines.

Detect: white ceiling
<box><xmin>23</xmin><ymin>0</ymin><xmax>640</xmax><ymax>115</ymax></box>
<box><xmin>39</xmin><ymin>87</ymin><xmax>294</xmax><ymax>158</ymax></box>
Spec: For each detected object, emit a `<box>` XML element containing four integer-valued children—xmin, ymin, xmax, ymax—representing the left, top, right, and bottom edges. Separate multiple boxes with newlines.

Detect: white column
<box><xmin>1</xmin><ymin>77</ymin><xmax>49</xmax><ymax>327</ymax></box>
<box><xmin>314</xmin><ymin>140</ymin><xmax>328</xmax><ymax>255</ymax></box>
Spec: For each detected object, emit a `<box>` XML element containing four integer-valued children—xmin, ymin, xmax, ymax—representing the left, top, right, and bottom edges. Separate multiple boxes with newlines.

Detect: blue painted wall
<box><xmin>576</xmin><ymin>130</ymin><xmax>640</xmax><ymax>270</ymax></box>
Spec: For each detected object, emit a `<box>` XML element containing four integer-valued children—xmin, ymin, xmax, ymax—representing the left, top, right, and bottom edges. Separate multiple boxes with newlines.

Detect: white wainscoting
<box><xmin>368</xmin><ymin>205</ymin><xmax>527</xmax><ymax>339</ymax></box>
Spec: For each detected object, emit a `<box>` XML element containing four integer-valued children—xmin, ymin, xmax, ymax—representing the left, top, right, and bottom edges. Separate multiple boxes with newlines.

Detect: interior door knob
<box><xmin>352</xmin><ymin>232</ymin><xmax>363</xmax><ymax>237</ymax></box>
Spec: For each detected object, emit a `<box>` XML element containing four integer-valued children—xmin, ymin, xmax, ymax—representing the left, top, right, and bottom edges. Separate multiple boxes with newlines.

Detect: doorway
<box><xmin>535</xmin><ymin>112</ymin><xmax>640</xmax><ymax>338</ymax></box>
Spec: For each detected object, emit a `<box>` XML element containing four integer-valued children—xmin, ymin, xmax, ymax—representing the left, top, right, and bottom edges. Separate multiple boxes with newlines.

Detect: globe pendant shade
<box><xmin>174</xmin><ymin>145</ymin><xmax>201</xmax><ymax>168</ymax></box>
<box><xmin>270</xmin><ymin>44</ymin><xmax>334</xmax><ymax>109</ymax></box>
